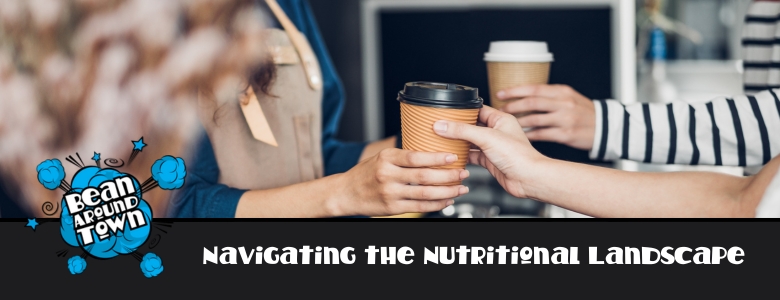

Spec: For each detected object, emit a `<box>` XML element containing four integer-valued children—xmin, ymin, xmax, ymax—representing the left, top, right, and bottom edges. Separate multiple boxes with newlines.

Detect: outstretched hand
<box><xmin>432</xmin><ymin>105</ymin><xmax>547</xmax><ymax>199</ymax></box>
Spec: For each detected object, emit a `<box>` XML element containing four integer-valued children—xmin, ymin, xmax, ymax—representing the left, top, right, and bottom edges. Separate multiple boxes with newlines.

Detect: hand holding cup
<box><xmin>335</xmin><ymin>148</ymin><xmax>470</xmax><ymax>216</ymax></box>
<box><xmin>432</xmin><ymin>105</ymin><xmax>547</xmax><ymax>199</ymax></box>
<box><xmin>497</xmin><ymin>84</ymin><xmax>596</xmax><ymax>151</ymax></box>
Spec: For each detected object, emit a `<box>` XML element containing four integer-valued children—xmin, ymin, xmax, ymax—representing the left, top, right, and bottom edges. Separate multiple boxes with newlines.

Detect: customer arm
<box><xmin>522</xmin><ymin>154</ymin><xmax>779</xmax><ymax>218</ymax></box>
<box><xmin>433</xmin><ymin>105</ymin><xmax>780</xmax><ymax>218</ymax></box>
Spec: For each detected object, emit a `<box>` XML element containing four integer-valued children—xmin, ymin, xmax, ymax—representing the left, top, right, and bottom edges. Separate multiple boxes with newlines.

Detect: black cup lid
<box><xmin>397</xmin><ymin>81</ymin><xmax>483</xmax><ymax>109</ymax></box>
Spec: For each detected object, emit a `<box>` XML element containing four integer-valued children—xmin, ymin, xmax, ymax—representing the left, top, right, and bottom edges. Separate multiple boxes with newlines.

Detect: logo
<box><xmin>32</xmin><ymin>137</ymin><xmax>185</xmax><ymax>278</ymax></box>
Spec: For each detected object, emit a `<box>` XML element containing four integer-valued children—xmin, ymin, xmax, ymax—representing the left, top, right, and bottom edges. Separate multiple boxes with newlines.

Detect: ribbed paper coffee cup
<box><xmin>397</xmin><ymin>82</ymin><xmax>482</xmax><ymax>185</ymax></box>
<box><xmin>484</xmin><ymin>41</ymin><xmax>553</xmax><ymax>116</ymax></box>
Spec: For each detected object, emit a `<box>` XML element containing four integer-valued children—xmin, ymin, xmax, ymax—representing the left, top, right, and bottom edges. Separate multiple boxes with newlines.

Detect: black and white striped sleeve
<box><xmin>742</xmin><ymin>1</ymin><xmax>780</xmax><ymax>94</ymax></box>
<box><xmin>590</xmin><ymin>89</ymin><xmax>780</xmax><ymax>167</ymax></box>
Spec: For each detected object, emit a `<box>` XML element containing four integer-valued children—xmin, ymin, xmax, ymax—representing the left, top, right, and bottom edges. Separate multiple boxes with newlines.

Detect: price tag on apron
<box><xmin>239</xmin><ymin>85</ymin><xmax>278</xmax><ymax>147</ymax></box>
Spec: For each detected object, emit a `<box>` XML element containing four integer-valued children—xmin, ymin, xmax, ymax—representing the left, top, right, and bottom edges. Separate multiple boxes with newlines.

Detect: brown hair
<box><xmin>251</xmin><ymin>56</ymin><xmax>277</xmax><ymax>97</ymax></box>
<box><xmin>212</xmin><ymin>56</ymin><xmax>277</xmax><ymax>123</ymax></box>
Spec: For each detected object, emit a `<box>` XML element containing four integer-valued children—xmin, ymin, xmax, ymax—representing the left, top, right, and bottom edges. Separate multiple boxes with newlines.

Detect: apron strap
<box><xmin>265</xmin><ymin>0</ymin><xmax>322</xmax><ymax>91</ymax></box>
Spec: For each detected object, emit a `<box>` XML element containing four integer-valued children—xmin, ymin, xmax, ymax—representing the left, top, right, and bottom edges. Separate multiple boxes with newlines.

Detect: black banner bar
<box><xmin>2</xmin><ymin>219</ymin><xmax>778</xmax><ymax>297</ymax></box>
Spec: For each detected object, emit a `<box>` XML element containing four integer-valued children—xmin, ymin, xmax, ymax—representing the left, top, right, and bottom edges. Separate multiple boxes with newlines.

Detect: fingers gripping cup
<box><xmin>484</xmin><ymin>41</ymin><xmax>553</xmax><ymax>115</ymax></box>
<box><xmin>398</xmin><ymin>82</ymin><xmax>482</xmax><ymax>182</ymax></box>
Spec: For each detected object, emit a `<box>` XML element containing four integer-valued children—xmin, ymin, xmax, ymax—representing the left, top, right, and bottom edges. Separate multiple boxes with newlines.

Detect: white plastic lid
<box><xmin>483</xmin><ymin>41</ymin><xmax>554</xmax><ymax>62</ymax></box>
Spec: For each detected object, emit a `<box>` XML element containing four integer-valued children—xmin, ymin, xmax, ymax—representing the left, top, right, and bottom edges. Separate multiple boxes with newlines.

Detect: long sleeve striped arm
<box><xmin>589</xmin><ymin>89</ymin><xmax>780</xmax><ymax>167</ymax></box>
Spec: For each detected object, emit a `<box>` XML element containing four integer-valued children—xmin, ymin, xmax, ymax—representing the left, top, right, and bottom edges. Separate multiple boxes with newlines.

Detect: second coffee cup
<box><xmin>398</xmin><ymin>82</ymin><xmax>482</xmax><ymax>184</ymax></box>
<box><xmin>484</xmin><ymin>41</ymin><xmax>553</xmax><ymax>116</ymax></box>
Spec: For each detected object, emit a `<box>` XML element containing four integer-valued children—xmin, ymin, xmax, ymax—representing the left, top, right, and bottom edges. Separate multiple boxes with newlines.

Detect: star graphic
<box><xmin>92</xmin><ymin>152</ymin><xmax>100</xmax><ymax>161</ymax></box>
<box><xmin>132</xmin><ymin>137</ymin><xmax>147</xmax><ymax>151</ymax></box>
<box><xmin>26</xmin><ymin>219</ymin><xmax>39</xmax><ymax>231</ymax></box>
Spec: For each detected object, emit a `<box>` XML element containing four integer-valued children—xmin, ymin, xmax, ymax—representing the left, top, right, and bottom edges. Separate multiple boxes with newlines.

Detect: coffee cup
<box><xmin>484</xmin><ymin>41</ymin><xmax>553</xmax><ymax>116</ymax></box>
<box><xmin>397</xmin><ymin>82</ymin><xmax>482</xmax><ymax>183</ymax></box>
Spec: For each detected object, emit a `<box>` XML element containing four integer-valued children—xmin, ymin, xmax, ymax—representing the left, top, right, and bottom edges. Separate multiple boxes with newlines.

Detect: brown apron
<box><xmin>197</xmin><ymin>25</ymin><xmax>324</xmax><ymax>189</ymax></box>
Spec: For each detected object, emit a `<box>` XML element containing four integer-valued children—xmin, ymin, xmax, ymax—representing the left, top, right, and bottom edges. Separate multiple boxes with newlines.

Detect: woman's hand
<box><xmin>497</xmin><ymin>84</ymin><xmax>596</xmax><ymax>151</ymax></box>
<box><xmin>432</xmin><ymin>105</ymin><xmax>548</xmax><ymax>199</ymax></box>
<box><xmin>331</xmin><ymin>148</ymin><xmax>471</xmax><ymax>216</ymax></box>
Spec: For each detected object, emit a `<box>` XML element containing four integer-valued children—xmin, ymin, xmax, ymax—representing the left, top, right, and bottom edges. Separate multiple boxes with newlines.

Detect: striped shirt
<box><xmin>590</xmin><ymin>1</ymin><xmax>780</xmax><ymax>167</ymax></box>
